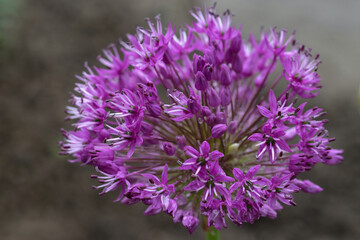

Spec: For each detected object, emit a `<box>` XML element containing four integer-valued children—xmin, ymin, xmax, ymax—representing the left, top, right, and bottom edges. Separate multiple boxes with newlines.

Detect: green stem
<box><xmin>206</xmin><ymin>229</ymin><xmax>219</xmax><ymax>240</ymax></box>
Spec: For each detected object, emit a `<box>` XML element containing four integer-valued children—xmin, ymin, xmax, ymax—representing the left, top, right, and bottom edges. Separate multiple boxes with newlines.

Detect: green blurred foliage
<box><xmin>0</xmin><ymin>0</ymin><xmax>22</xmax><ymax>48</ymax></box>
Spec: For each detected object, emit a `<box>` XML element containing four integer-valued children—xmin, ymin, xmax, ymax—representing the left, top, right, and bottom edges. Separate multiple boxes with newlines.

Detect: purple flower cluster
<box><xmin>60</xmin><ymin>5</ymin><xmax>343</xmax><ymax>234</ymax></box>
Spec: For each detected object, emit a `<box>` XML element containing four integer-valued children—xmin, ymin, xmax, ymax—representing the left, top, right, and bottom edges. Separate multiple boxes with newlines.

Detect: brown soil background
<box><xmin>0</xmin><ymin>0</ymin><xmax>359</xmax><ymax>239</ymax></box>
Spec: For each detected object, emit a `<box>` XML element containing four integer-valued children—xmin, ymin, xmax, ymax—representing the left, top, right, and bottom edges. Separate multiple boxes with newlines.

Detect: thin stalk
<box><xmin>236</xmin><ymin>56</ymin><xmax>277</xmax><ymax>129</ymax></box>
<box><xmin>206</xmin><ymin>229</ymin><xmax>219</xmax><ymax>240</ymax></box>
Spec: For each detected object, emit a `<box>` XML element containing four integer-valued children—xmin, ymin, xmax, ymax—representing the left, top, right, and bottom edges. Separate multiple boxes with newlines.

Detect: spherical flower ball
<box><xmin>60</xmin><ymin>4</ymin><xmax>343</xmax><ymax>234</ymax></box>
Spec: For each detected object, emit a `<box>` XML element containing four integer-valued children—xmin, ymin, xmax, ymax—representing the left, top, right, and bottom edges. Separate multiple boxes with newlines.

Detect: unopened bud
<box><xmin>176</xmin><ymin>135</ymin><xmax>187</xmax><ymax>150</ymax></box>
<box><xmin>220</xmin><ymin>86</ymin><xmax>232</xmax><ymax>106</ymax></box>
<box><xmin>219</xmin><ymin>64</ymin><xmax>232</xmax><ymax>86</ymax></box>
<box><xmin>195</xmin><ymin>71</ymin><xmax>208</xmax><ymax>91</ymax></box>
<box><xmin>211</xmin><ymin>124</ymin><xmax>227</xmax><ymax>138</ymax></box>
<box><xmin>163</xmin><ymin>142</ymin><xmax>176</xmax><ymax>156</ymax></box>
<box><xmin>207</xmin><ymin>87</ymin><xmax>220</xmax><ymax>107</ymax></box>
<box><xmin>228</xmin><ymin>121</ymin><xmax>237</xmax><ymax>134</ymax></box>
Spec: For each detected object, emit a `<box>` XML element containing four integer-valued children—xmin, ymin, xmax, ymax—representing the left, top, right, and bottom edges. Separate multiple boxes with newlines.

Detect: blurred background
<box><xmin>0</xmin><ymin>0</ymin><xmax>359</xmax><ymax>239</ymax></box>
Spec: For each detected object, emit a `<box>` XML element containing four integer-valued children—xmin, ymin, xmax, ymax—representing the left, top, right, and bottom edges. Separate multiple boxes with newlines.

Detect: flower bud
<box><xmin>200</xmin><ymin>106</ymin><xmax>212</xmax><ymax>117</ymax></box>
<box><xmin>146</xmin><ymin>103</ymin><xmax>162</xmax><ymax>117</ymax></box>
<box><xmin>220</xmin><ymin>86</ymin><xmax>232</xmax><ymax>106</ymax></box>
<box><xmin>182</xmin><ymin>215</ymin><xmax>199</xmax><ymax>235</ymax></box>
<box><xmin>176</xmin><ymin>135</ymin><xmax>187</xmax><ymax>150</ymax></box>
<box><xmin>205</xmin><ymin>114</ymin><xmax>216</xmax><ymax>127</ymax></box>
<box><xmin>163</xmin><ymin>142</ymin><xmax>176</xmax><ymax>156</ymax></box>
<box><xmin>228</xmin><ymin>120</ymin><xmax>237</xmax><ymax>134</ymax></box>
<box><xmin>225</xmin><ymin>35</ymin><xmax>242</xmax><ymax>63</ymax></box>
<box><xmin>232</xmin><ymin>55</ymin><xmax>243</xmax><ymax>73</ymax></box>
<box><xmin>260</xmin><ymin>204</ymin><xmax>277</xmax><ymax>219</ymax></box>
<box><xmin>195</xmin><ymin>71</ymin><xmax>208</xmax><ymax>91</ymax></box>
<box><xmin>192</xmin><ymin>54</ymin><xmax>205</xmax><ymax>73</ymax></box>
<box><xmin>216</xmin><ymin>111</ymin><xmax>226</xmax><ymax>124</ymax></box>
<box><xmin>144</xmin><ymin>89</ymin><xmax>158</xmax><ymax>103</ymax></box>
<box><xmin>202</xmin><ymin>63</ymin><xmax>213</xmax><ymax>81</ymax></box>
<box><xmin>207</xmin><ymin>87</ymin><xmax>220</xmax><ymax>107</ymax></box>
<box><xmin>211</xmin><ymin>124</ymin><xmax>227</xmax><ymax>138</ymax></box>
<box><xmin>230</xmin><ymin>34</ymin><xmax>242</xmax><ymax>53</ymax></box>
<box><xmin>220</xmin><ymin>64</ymin><xmax>232</xmax><ymax>86</ymax></box>
<box><xmin>187</xmin><ymin>96</ymin><xmax>201</xmax><ymax>114</ymax></box>
<box><xmin>292</xmin><ymin>179</ymin><xmax>323</xmax><ymax>194</ymax></box>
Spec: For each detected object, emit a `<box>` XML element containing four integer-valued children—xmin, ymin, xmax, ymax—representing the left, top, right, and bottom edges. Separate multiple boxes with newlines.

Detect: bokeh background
<box><xmin>0</xmin><ymin>0</ymin><xmax>359</xmax><ymax>239</ymax></box>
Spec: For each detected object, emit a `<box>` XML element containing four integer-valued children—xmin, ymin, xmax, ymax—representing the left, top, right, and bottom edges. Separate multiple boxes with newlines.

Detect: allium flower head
<box><xmin>60</xmin><ymin>5</ymin><xmax>343</xmax><ymax>234</ymax></box>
